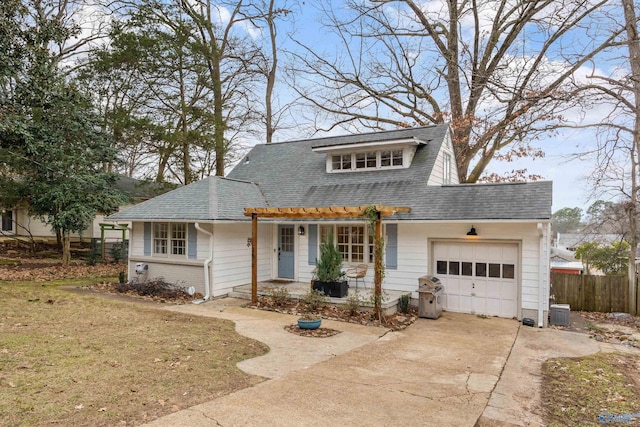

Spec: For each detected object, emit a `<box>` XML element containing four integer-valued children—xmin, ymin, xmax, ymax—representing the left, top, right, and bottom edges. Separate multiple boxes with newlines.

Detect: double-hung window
<box><xmin>153</xmin><ymin>223</ymin><xmax>187</xmax><ymax>256</ymax></box>
<box><xmin>321</xmin><ymin>224</ymin><xmax>366</xmax><ymax>263</ymax></box>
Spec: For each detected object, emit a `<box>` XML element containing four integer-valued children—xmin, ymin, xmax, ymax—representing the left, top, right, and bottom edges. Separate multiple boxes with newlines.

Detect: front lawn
<box><xmin>542</xmin><ymin>352</ymin><xmax>640</xmax><ymax>426</ymax></box>
<box><xmin>0</xmin><ymin>280</ymin><xmax>268</xmax><ymax>426</ymax></box>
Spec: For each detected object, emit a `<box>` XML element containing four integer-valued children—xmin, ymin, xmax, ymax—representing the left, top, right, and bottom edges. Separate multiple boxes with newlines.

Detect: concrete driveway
<box><xmin>144</xmin><ymin>301</ymin><xmax>519</xmax><ymax>427</ymax></box>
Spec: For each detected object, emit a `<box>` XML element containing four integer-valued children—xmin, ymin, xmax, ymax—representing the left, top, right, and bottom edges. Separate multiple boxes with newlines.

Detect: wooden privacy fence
<box><xmin>550</xmin><ymin>272</ymin><xmax>628</xmax><ymax>312</ymax></box>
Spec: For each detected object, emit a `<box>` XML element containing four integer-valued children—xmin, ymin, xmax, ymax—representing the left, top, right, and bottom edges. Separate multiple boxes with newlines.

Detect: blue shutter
<box><xmin>187</xmin><ymin>223</ymin><xmax>197</xmax><ymax>259</ymax></box>
<box><xmin>386</xmin><ymin>223</ymin><xmax>398</xmax><ymax>270</ymax></box>
<box><xmin>308</xmin><ymin>224</ymin><xmax>318</xmax><ymax>265</ymax></box>
<box><xmin>143</xmin><ymin>222</ymin><xmax>152</xmax><ymax>256</ymax></box>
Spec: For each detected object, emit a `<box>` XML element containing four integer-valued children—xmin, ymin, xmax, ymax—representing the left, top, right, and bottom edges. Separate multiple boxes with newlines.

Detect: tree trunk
<box><xmin>61</xmin><ymin>231</ymin><xmax>71</xmax><ymax>266</ymax></box>
<box><xmin>622</xmin><ymin>0</ymin><xmax>640</xmax><ymax>314</ymax></box>
<box><xmin>265</xmin><ymin>0</ymin><xmax>277</xmax><ymax>143</ymax></box>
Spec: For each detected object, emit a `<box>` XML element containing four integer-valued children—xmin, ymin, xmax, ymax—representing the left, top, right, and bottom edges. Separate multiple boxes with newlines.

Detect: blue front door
<box><xmin>278</xmin><ymin>225</ymin><xmax>295</xmax><ymax>279</ymax></box>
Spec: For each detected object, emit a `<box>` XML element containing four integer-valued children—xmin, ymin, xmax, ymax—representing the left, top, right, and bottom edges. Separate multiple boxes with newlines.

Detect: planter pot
<box><xmin>312</xmin><ymin>280</ymin><xmax>349</xmax><ymax>298</ymax></box>
<box><xmin>297</xmin><ymin>317</ymin><xmax>322</xmax><ymax>330</ymax></box>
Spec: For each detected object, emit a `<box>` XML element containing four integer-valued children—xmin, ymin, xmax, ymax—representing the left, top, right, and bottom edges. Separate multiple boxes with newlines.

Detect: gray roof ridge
<box><xmin>442</xmin><ymin>180</ymin><xmax>552</xmax><ymax>187</ymax></box>
<box><xmin>261</xmin><ymin>123</ymin><xmax>449</xmax><ymax>146</ymax></box>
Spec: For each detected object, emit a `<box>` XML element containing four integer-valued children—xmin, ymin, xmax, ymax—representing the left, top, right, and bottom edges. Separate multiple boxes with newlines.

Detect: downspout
<box><xmin>193</xmin><ymin>223</ymin><xmax>213</xmax><ymax>303</ymax></box>
<box><xmin>537</xmin><ymin>223</ymin><xmax>545</xmax><ymax>328</ymax></box>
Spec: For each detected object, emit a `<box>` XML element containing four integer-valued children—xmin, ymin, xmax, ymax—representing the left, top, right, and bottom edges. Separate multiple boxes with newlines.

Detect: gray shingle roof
<box><xmin>228</xmin><ymin>124</ymin><xmax>552</xmax><ymax>221</ymax></box>
<box><xmin>300</xmin><ymin>181</ymin><xmax>552</xmax><ymax>220</ymax></box>
<box><xmin>107</xmin><ymin>176</ymin><xmax>267</xmax><ymax>221</ymax></box>
<box><xmin>109</xmin><ymin>124</ymin><xmax>552</xmax><ymax>222</ymax></box>
<box><xmin>229</xmin><ymin>125</ymin><xmax>448</xmax><ymax>207</ymax></box>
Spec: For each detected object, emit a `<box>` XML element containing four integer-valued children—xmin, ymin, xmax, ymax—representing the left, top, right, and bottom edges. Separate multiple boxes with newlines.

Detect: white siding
<box><xmin>427</xmin><ymin>130</ymin><xmax>460</xmax><ymax>186</ymax></box>
<box><xmin>130</xmin><ymin>222</ymin><xmax>145</xmax><ymax>257</ymax></box>
<box><xmin>211</xmin><ymin>222</ymin><xmax>272</xmax><ymax>297</ymax></box>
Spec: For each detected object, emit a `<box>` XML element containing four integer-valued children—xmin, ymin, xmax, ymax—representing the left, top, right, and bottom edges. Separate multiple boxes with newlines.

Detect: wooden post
<box><xmin>374</xmin><ymin>212</ymin><xmax>382</xmax><ymax>319</ymax></box>
<box><xmin>251</xmin><ymin>213</ymin><xmax>258</xmax><ymax>304</ymax></box>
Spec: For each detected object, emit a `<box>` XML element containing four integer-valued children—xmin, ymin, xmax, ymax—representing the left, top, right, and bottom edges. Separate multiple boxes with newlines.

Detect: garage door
<box><xmin>433</xmin><ymin>242</ymin><xmax>518</xmax><ymax>318</ymax></box>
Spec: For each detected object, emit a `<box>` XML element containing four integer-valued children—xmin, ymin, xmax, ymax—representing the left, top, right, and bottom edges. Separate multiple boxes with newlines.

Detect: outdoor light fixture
<box><xmin>298</xmin><ymin>225</ymin><xmax>305</xmax><ymax>236</ymax></box>
<box><xmin>247</xmin><ymin>237</ymin><xmax>252</xmax><ymax>247</ymax></box>
<box><xmin>466</xmin><ymin>226</ymin><xmax>478</xmax><ymax>236</ymax></box>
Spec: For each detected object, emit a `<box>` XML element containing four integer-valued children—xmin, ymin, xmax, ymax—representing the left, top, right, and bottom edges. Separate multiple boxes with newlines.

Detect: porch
<box><xmin>228</xmin><ymin>280</ymin><xmax>410</xmax><ymax>316</ymax></box>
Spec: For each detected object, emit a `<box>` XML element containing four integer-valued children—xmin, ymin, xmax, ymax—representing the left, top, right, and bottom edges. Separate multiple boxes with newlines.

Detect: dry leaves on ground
<box><xmin>249</xmin><ymin>297</ymin><xmax>418</xmax><ymax>331</ymax></box>
<box><xmin>0</xmin><ymin>258</ymin><xmax>122</xmax><ymax>281</ymax></box>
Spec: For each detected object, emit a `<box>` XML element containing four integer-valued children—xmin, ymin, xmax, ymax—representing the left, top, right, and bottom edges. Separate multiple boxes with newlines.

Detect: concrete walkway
<box><xmin>144</xmin><ymin>300</ymin><xmax>519</xmax><ymax>427</ymax></box>
<box><xmin>142</xmin><ymin>299</ymin><xmax>639</xmax><ymax>427</ymax></box>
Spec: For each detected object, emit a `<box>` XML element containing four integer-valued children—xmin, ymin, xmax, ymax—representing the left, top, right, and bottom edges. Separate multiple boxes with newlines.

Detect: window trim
<box><xmin>330</xmin><ymin>148</ymin><xmax>406</xmax><ymax>173</ymax></box>
<box><xmin>153</xmin><ymin>222</ymin><xmax>188</xmax><ymax>258</ymax></box>
<box><xmin>318</xmin><ymin>223</ymin><xmax>386</xmax><ymax>265</ymax></box>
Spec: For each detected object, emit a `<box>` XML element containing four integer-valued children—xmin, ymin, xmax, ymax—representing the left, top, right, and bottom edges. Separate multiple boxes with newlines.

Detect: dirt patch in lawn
<box><xmin>542</xmin><ymin>352</ymin><xmax>640</xmax><ymax>426</ymax></box>
<box><xmin>0</xmin><ymin>281</ymin><xmax>268</xmax><ymax>427</ymax></box>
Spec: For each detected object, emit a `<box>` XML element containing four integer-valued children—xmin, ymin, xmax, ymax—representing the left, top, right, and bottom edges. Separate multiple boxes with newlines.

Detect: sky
<box><xmin>67</xmin><ymin>0</ymin><xmax>626</xmax><ymax>215</ymax></box>
<box><xmin>255</xmin><ymin>0</ymin><xmax>621</xmax><ymax>214</ymax></box>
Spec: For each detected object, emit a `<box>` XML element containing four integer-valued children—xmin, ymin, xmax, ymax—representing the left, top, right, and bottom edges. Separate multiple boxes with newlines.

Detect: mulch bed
<box><xmin>284</xmin><ymin>325</ymin><xmax>342</xmax><ymax>337</ymax></box>
<box><xmin>249</xmin><ymin>297</ymin><xmax>418</xmax><ymax>331</ymax></box>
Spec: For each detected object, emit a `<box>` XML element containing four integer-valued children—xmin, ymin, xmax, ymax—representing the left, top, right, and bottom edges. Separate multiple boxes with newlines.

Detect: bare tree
<box><xmin>289</xmin><ymin>0</ymin><xmax>621</xmax><ymax>182</ymax></box>
<box><xmin>571</xmin><ymin>0</ymin><xmax>640</xmax><ymax>314</ymax></box>
<box><xmin>176</xmin><ymin>0</ymin><xmax>264</xmax><ymax>175</ymax></box>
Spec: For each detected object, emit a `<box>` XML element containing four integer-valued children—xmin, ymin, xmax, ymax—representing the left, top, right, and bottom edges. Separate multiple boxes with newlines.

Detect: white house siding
<box><xmin>298</xmin><ymin>224</ymin><xmax>314</xmax><ymax>283</ymax></box>
<box><xmin>14</xmin><ymin>210</ymin><xmax>53</xmax><ymax>237</ymax></box>
<box><xmin>295</xmin><ymin>221</ymin><xmax>549</xmax><ymax>323</ymax></box>
<box><xmin>211</xmin><ymin>222</ymin><xmax>272</xmax><ymax>297</ymax></box>
<box><xmin>427</xmin><ymin>131</ymin><xmax>460</xmax><ymax>186</ymax></box>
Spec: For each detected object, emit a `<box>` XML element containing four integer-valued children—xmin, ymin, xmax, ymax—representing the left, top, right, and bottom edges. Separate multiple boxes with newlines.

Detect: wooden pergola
<box><xmin>243</xmin><ymin>205</ymin><xmax>411</xmax><ymax>317</ymax></box>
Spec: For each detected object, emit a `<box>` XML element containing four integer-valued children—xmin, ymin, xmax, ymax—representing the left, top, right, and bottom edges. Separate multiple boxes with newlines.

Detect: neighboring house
<box><xmin>0</xmin><ymin>176</ymin><xmax>171</xmax><ymax>241</ymax></box>
<box><xmin>550</xmin><ymin>247</ymin><xmax>583</xmax><ymax>275</ymax></box>
<box><xmin>555</xmin><ymin>233</ymin><xmax>622</xmax><ymax>252</ymax></box>
<box><xmin>108</xmin><ymin>125</ymin><xmax>553</xmax><ymax>326</ymax></box>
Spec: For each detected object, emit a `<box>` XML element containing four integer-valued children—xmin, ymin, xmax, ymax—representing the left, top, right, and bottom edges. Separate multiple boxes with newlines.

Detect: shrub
<box><xmin>316</xmin><ymin>233</ymin><xmax>343</xmax><ymax>282</ymax></box>
<box><xmin>399</xmin><ymin>294</ymin><xmax>410</xmax><ymax>314</ymax></box>
<box><xmin>86</xmin><ymin>247</ymin><xmax>100</xmax><ymax>266</ymax></box>
<box><xmin>110</xmin><ymin>242</ymin><xmax>127</xmax><ymax>264</ymax></box>
<box><xmin>266</xmin><ymin>287</ymin><xmax>291</xmax><ymax>306</ymax></box>
<box><xmin>115</xmin><ymin>278</ymin><xmax>191</xmax><ymax>299</ymax></box>
<box><xmin>343</xmin><ymin>292</ymin><xmax>362</xmax><ymax>316</ymax></box>
<box><xmin>301</xmin><ymin>289</ymin><xmax>328</xmax><ymax>311</ymax></box>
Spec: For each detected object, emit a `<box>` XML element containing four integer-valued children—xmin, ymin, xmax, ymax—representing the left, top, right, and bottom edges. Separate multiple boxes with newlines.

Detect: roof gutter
<box><xmin>193</xmin><ymin>223</ymin><xmax>213</xmax><ymax>303</ymax></box>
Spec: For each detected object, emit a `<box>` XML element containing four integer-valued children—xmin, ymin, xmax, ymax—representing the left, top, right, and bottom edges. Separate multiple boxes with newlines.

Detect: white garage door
<box><xmin>433</xmin><ymin>242</ymin><xmax>518</xmax><ymax>318</ymax></box>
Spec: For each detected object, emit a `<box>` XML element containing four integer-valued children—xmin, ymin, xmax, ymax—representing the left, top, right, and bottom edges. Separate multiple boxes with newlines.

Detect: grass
<box><xmin>542</xmin><ymin>352</ymin><xmax>640</xmax><ymax>426</ymax></box>
<box><xmin>0</xmin><ymin>280</ymin><xmax>269</xmax><ymax>426</ymax></box>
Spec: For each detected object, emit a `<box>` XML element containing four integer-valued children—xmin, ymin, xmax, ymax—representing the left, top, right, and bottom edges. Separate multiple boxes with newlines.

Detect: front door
<box><xmin>278</xmin><ymin>225</ymin><xmax>295</xmax><ymax>279</ymax></box>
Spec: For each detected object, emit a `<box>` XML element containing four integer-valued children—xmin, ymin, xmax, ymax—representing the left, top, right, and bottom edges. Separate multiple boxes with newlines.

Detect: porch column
<box><xmin>251</xmin><ymin>213</ymin><xmax>258</xmax><ymax>303</ymax></box>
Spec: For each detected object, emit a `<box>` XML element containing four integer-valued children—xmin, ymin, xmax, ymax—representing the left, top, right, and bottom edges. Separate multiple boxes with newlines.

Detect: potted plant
<box><xmin>312</xmin><ymin>233</ymin><xmax>348</xmax><ymax>298</ymax></box>
<box><xmin>297</xmin><ymin>312</ymin><xmax>322</xmax><ymax>330</ymax></box>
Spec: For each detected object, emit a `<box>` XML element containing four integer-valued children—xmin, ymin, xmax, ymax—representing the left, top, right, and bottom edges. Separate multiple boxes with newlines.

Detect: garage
<box><xmin>432</xmin><ymin>241</ymin><xmax>518</xmax><ymax>318</ymax></box>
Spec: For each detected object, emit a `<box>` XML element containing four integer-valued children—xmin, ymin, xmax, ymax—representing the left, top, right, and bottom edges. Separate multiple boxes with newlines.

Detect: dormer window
<box><xmin>313</xmin><ymin>136</ymin><xmax>425</xmax><ymax>173</ymax></box>
<box><xmin>332</xmin><ymin>150</ymin><xmax>404</xmax><ymax>172</ymax></box>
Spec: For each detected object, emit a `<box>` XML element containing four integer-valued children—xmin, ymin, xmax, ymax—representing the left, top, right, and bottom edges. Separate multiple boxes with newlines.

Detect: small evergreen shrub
<box><xmin>399</xmin><ymin>294</ymin><xmax>410</xmax><ymax>314</ymax></box>
<box><xmin>316</xmin><ymin>233</ymin><xmax>343</xmax><ymax>282</ymax></box>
